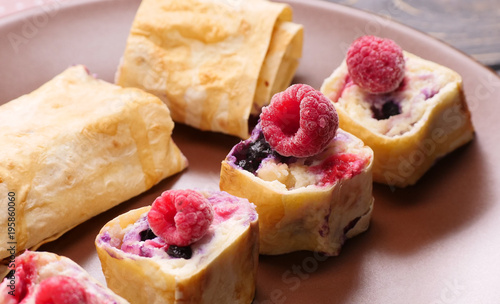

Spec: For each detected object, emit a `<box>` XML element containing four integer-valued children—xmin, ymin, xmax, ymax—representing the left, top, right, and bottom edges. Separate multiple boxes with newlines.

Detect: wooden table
<box><xmin>325</xmin><ymin>0</ymin><xmax>500</xmax><ymax>72</ymax></box>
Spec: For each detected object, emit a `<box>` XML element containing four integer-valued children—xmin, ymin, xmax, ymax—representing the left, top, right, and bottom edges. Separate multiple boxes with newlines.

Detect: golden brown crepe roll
<box><xmin>95</xmin><ymin>190</ymin><xmax>259</xmax><ymax>304</ymax></box>
<box><xmin>321</xmin><ymin>51</ymin><xmax>474</xmax><ymax>187</ymax></box>
<box><xmin>0</xmin><ymin>251</ymin><xmax>130</xmax><ymax>304</ymax></box>
<box><xmin>0</xmin><ymin>65</ymin><xmax>188</xmax><ymax>267</ymax></box>
<box><xmin>116</xmin><ymin>0</ymin><xmax>303</xmax><ymax>138</ymax></box>
<box><xmin>220</xmin><ymin>126</ymin><xmax>374</xmax><ymax>255</ymax></box>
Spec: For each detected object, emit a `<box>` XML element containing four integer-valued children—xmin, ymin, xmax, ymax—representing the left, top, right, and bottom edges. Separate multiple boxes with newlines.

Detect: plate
<box><xmin>1</xmin><ymin>0</ymin><xmax>500</xmax><ymax>302</ymax></box>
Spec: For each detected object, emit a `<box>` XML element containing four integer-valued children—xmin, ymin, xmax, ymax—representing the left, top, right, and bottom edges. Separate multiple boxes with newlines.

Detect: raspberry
<box><xmin>260</xmin><ymin>84</ymin><xmax>338</xmax><ymax>158</ymax></box>
<box><xmin>36</xmin><ymin>276</ymin><xmax>88</xmax><ymax>304</ymax></box>
<box><xmin>310</xmin><ymin>154</ymin><xmax>365</xmax><ymax>185</ymax></box>
<box><xmin>147</xmin><ymin>189</ymin><xmax>214</xmax><ymax>247</ymax></box>
<box><xmin>346</xmin><ymin>35</ymin><xmax>405</xmax><ymax>94</ymax></box>
<box><xmin>13</xmin><ymin>252</ymin><xmax>37</xmax><ymax>302</ymax></box>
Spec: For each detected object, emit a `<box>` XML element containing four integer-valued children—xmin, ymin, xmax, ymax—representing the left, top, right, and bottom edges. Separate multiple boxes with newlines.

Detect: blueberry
<box><xmin>139</xmin><ymin>229</ymin><xmax>157</xmax><ymax>242</ymax></box>
<box><xmin>232</xmin><ymin>131</ymin><xmax>291</xmax><ymax>174</ymax></box>
<box><xmin>382</xmin><ymin>101</ymin><xmax>400</xmax><ymax>117</ymax></box>
<box><xmin>237</xmin><ymin>159</ymin><xmax>248</xmax><ymax>169</ymax></box>
<box><xmin>167</xmin><ymin>245</ymin><xmax>192</xmax><ymax>259</ymax></box>
<box><xmin>371</xmin><ymin>100</ymin><xmax>400</xmax><ymax>120</ymax></box>
<box><xmin>233</xmin><ymin>133</ymin><xmax>272</xmax><ymax>173</ymax></box>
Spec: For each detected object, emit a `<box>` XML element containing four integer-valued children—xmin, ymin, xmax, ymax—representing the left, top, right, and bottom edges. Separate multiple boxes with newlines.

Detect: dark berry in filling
<box><xmin>371</xmin><ymin>100</ymin><xmax>400</xmax><ymax>120</ymax></box>
<box><xmin>233</xmin><ymin>132</ymin><xmax>287</xmax><ymax>174</ymax></box>
<box><xmin>139</xmin><ymin>229</ymin><xmax>157</xmax><ymax>242</ymax></box>
<box><xmin>167</xmin><ymin>245</ymin><xmax>192</xmax><ymax>259</ymax></box>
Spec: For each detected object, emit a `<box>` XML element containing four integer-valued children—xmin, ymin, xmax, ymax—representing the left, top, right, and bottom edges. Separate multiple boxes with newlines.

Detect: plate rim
<box><xmin>1</xmin><ymin>0</ymin><xmax>499</xmax><ymax>302</ymax></box>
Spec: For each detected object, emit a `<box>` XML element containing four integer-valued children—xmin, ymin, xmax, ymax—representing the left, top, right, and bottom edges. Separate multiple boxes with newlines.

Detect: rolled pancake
<box><xmin>0</xmin><ymin>251</ymin><xmax>130</xmax><ymax>304</ymax></box>
<box><xmin>95</xmin><ymin>191</ymin><xmax>259</xmax><ymax>304</ymax></box>
<box><xmin>321</xmin><ymin>52</ymin><xmax>474</xmax><ymax>187</ymax></box>
<box><xmin>0</xmin><ymin>65</ymin><xmax>188</xmax><ymax>267</ymax></box>
<box><xmin>116</xmin><ymin>0</ymin><xmax>303</xmax><ymax>138</ymax></box>
<box><xmin>253</xmin><ymin>20</ymin><xmax>304</xmax><ymax>115</ymax></box>
<box><xmin>220</xmin><ymin>127</ymin><xmax>374</xmax><ymax>255</ymax></box>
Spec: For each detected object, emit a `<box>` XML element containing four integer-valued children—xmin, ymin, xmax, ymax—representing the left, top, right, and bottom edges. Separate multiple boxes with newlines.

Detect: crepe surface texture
<box><xmin>95</xmin><ymin>191</ymin><xmax>259</xmax><ymax>304</ymax></box>
<box><xmin>116</xmin><ymin>0</ymin><xmax>303</xmax><ymax>138</ymax></box>
<box><xmin>321</xmin><ymin>51</ymin><xmax>474</xmax><ymax>188</ymax></box>
<box><xmin>0</xmin><ymin>65</ymin><xmax>188</xmax><ymax>266</ymax></box>
<box><xmin>0</xmin><ymin>251</ymin><xmax>130</xmax><ymax>303</ymax></box>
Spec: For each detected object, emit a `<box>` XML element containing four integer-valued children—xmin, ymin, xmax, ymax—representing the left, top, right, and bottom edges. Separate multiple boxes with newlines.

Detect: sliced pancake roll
<box><xmin>321</xmin><ymin>36</ymin><xmax>474</xmax><ymax>187</ymax></box>
<box><xmin>95</xmin><ymin>189</ymin><xmax>259</xmax><ymax>304</ymax></box>
<box><xmin>221</xmin><ymin>126</ymin><xmax>373</xmax><ymax>255</ymax></box>
<box><xmin>220</xmin><ymin>84</ymin><xmax>374</xmax><ymax>255</ymax></box>
<box><xmin>0</xmin><ymin>251</ymin><xmax>130</xmax><ymax>304</ymax></box>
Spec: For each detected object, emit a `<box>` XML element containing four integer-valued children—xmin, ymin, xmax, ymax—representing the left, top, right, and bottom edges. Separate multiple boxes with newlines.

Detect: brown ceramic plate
<box><xmin>1</xmin><ymin>0</ymin><xmax>500</xmax><ymax>302</ymax></box>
